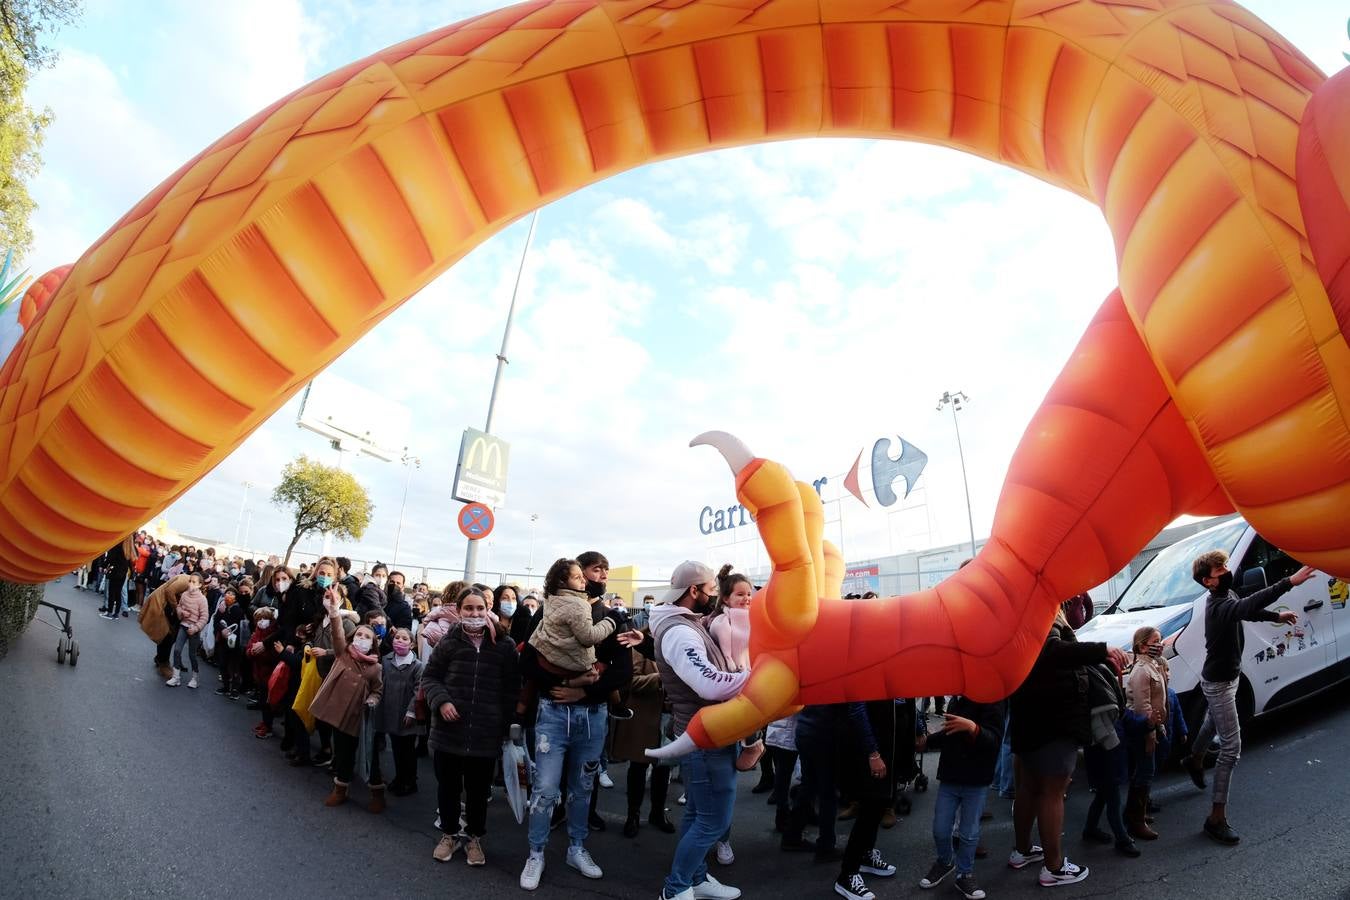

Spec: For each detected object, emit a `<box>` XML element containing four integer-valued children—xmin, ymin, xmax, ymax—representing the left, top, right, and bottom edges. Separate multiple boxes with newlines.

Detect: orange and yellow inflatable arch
<box><xmin>0</xmin><ymin>0</ymin><xmax>1346</xmax><ymax>672</ymax></box>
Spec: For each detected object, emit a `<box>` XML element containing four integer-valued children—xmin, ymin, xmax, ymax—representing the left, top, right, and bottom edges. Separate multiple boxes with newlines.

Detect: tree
<box><xmin>0</xmin><ymin>0</ymin><xmax>82</xmax><ymax>261</ymax></box>
<box><xmin>271</xmin><ymin>455</ymin><xmax>373</xmax><ymax>566</ymax></box>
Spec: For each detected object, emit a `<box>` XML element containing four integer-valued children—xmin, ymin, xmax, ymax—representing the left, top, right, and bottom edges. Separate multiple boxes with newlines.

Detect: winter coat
<box><xmin>246</xmin><ymin>623</ymin><xmax>280</xmax><ymax>686</ymax></box>
<box><xmin>1009</xmin><ymin>621</ymin><xmax>1108</xmax><ymax>753</ymax></box>
<box><xmin>355</xmin><ymin>582</ymin><xmax>387</xmax><ymax>621</ymax></box>
<box><xmin>608</xmin><ymin>647</ymin><xmax>666</xmax><ymax>764</ymax></box>
<box><xmin>1126</xmin><ymin>655</ymin><xmax>1169</xmax><ymax>726</ymax></box>
<box><xmin>709</xmin><ymin>608</ymin><xmax>751</xmax><ymax>671</ymax></box>
<box><xmin>213</xmin><ymin>602</ymin><xmax>248</xmax><ymax>654</ymax></box>
<box><xmin>275</xmin><ymin>580</ymin><xmax>323</xmax><ymax>644</ymax></box>
<box><xmin>419</xmin><ymin>605</ymin><xmax>459</xmax><ymax>650</ymax></box>
<box><xmin>176</xmin><ymin>587</ymin><xmax>210</xmax><ymax>635</ymax></box>
<box><xmin>310</xmin><ymin>613</ymin><xmax>357</xmax><ymax>678</ymax></box>
<box><xmin>385</xmin><ymin>592</ymin><xmax>414</xmax><ymax>631</ymax></box>
<box><xmin>528</xmin><ymin>589</ymin><xmax>617</xmax><ymax>673</ymax></box>
<box><xmin>308</xmin><ymin>616</ymin><xmax>383</xmax><ymax>736</ymax></box>
<box><xmin>1083</xmin><ymin>707</ymin><xmax>1150</xmax><ymax>788</ymax></box>
<box><xmin>423</xmin><ymin>623</ymin><xmax>520</xmax><ymax>758</ymax></box>
<box><xmin>139</xmin><ymin>574</ymin><xmax>191</xmax><ymax>643</ymax></box>
<box><xmin>376</xmin><ymin>652</ymin><xmax>424</xmax><ymax>737</ymax></box>
<box><xmin>924</xmin><ymin>697</ymin><xmax>1006</xmax><ymax>787</ymax></box>
<box><xmin>511</xmin><ymin>606</ymin><xmax>542</xmax><ymax>645</ymax></box>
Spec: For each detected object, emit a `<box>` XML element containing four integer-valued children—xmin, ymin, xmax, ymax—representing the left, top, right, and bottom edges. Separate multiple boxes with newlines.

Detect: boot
<box><xmin>1143</xmin><ymin>788</ymin><xmax>1157</xmax><ymax>825</ymax></box>
<box><xmin>1125</xmin><ymin>786</ymin><xmax>1157</xmax><ymax>841</ymax></box>
<box><xmin>368</xmin><ymin>783</ymin><xmax>387</xmax><ymax>814</ymax></box>
<box><xmin>880</xmin><ymin>806</ymin><xmax>897</xmax><ymax>829</ymax></box>
<box><xmin>623</xmin><ymin>809</ymin><xmax>641</xmax><ymax>838</ymax></box>
<box><xmin>774</xmin><ymin>804</ymin><xmax>791</xmax><ymax>834</ymax></box>
<box><xmin>324</xmin><ymin>779</ymin><xmax>349</xmax><ymax>807</ymax></box>
<box><xmin>752</xmin><ymin>752</ymin><xmax>775</xmax><ymax>794</ymax></box>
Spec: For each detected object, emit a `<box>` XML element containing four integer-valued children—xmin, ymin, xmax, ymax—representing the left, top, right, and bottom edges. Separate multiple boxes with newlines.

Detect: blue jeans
<box><xmin>933</xmin><ymin>782</ymin><xmax>986</xmax><ymax>875</ymax></box>
<box><xmin>527</xmin><ymin>699</ymin><xmax>608</xmax><ymax>851</ymax></box>
<box><xmin>663</xmin><ymin>745</ymin><xmax>737</xmax><ymax>897</ymax></box>
<box><xmin>992</xmin><ymin>711</ymin><xmax>1014</xmax><ymax>796</ymax></box>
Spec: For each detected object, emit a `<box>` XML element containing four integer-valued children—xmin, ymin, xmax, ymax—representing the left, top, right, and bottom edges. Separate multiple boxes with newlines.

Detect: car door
<box><xmin>1235</xmin><ymin>534</ymin><xmax>1332</xmax><ymax>712</ymax></box>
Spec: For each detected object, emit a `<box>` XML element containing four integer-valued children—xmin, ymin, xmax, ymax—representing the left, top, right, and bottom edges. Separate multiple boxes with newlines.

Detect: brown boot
<box><xmin>368</xmin><ymin>783</ymin><xmax>386</xmax><ymax>814</ymax></box>
<box><xmin>155</xmin><ymin>664</ymin><xmax>174</xmax><ymax>680</ymax></box>
<box><xmin>324</xmin><ymin>779</ymin><xmax>349</xmax><ymax>807</ymax></box>
<box><xmin>880</xmin><ymin>806</ymin><xmax>897</xmax><ymax>829</ymax></box>
<box><xmin>1125</xmin><ymin>786</ymin><xmax>1157</xmax><ymax>841</ymax></box>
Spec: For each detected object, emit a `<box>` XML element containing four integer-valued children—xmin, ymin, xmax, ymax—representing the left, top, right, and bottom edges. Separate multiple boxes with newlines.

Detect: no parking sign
<box><xmin>458</xmin><ymin>502</ymin><xmax>495</xmax><ymax>540</ymax></box>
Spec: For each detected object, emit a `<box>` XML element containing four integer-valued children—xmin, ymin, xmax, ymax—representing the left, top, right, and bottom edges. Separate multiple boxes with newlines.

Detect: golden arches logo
<box><xmin>464</xmin><ymin>436</ymin><xmax>505</xmax><ymax>480</ymax></box>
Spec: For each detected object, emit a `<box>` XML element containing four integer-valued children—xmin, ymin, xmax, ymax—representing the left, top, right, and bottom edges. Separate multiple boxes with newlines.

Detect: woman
<box><xmin>101</xmin><ymin>533</ymin><xmax>135</xmax><ymax>619</ymax></box>
<box><xmin>1125</xmin><ymin>626</ymin><xmax>1169</xmax><ymax>840</ymax></box>
<box><xmin>310</xmin><ymin>587</ymin><xmax>384</xmax><ymax>810</ymax></box>
<box><xmin>1009</xmin><ymin>609</ymin><xmax>1127</xmax><ymax>887</ymax></box>
<box><xmin>494</xmin><ymin>583</ymin><xmax>521</xmax><ymax>636</ymax></box>
<box><xmin>422</xmin><ymin>587</ymin><xmax>520</xmax><ymax>867</ymax></box>
<box><xmin>608</xmin><ymin>642</ymin><xmax>675</xmax><ymax>838</ymax></box>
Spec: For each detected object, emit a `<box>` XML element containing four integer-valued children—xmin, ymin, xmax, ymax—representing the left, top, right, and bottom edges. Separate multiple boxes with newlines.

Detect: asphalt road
<box><xmin>5</xmin><ymin>581</ymin><xmax>1350</xmax><ymax>900</ymax></box>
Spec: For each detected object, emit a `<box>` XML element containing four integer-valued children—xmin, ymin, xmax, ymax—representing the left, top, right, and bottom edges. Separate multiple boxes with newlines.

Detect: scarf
<box><xmin>348</xmin><ymin>644</ymin><xmax>379</xmax><ymax>666</ymax></box>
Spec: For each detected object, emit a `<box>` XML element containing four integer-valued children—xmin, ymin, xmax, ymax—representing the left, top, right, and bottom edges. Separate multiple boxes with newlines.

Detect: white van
<box><xmin>1076</xmin><ymin>517</ymin><xmax>1350</xmax><ymax>731</ymax></box>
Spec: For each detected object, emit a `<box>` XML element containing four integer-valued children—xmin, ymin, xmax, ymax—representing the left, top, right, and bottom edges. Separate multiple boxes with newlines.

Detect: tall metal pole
<box><xmin>233</xmin><ymin>481</ymin><xmax>252</xmax><ymax>547</ymax></box>
<box><xmin>465</xmin><ymin>210</ymin><xmax>539</xmax><ymax>580</ymax></box>
<box><xmin>392</xmin><ymin>452</ymin><xmax>420</xmax><ymax>570</ymax></box>
<box><xmin>525</xmin><ymin>512</ymin><xmax>539</xmax><ymax>586</ymax></box>
<box><xmin>938</xmin><ymin>391</ymin><xmax>977</xmax><ymax>559</ymax></box>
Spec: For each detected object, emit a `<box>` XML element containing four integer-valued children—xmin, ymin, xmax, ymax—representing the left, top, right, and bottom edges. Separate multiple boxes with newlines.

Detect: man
<box><xmin>518</xmin><ymin>550</ymin><xmax>636</xmax><ymax>892</ymax></box>
<box><xmin>648</xmin><ymin>560</ymin><xmax>746</xmax><ymax>900</ymax></box>
<box><xmin>335</xmin><ymin>556</ymin><xmax>361</xmax><ymax>604</ymax></box>
<box><xmin>384</xmin><ymin>570</ymin><xmax>413</xmax><ymax>630</ymax></box>
<box><xmin>1181</xmin><ymin>549</ymin><xmax>1312</xmax><ymax>844</ymax></box>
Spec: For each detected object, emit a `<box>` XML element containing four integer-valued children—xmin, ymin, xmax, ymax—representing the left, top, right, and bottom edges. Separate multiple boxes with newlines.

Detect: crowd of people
<box><xmin>71</xmin><ymin>531</ymin><xmax>1302</xmax><ymax>899</ymax></box>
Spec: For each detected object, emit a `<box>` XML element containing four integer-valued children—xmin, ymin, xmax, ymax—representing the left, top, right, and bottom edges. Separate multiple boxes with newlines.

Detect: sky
<box><xmin>20</xmin><ymin>0</ymin><xmax>1349</xmax><ymax>587</ymax></box>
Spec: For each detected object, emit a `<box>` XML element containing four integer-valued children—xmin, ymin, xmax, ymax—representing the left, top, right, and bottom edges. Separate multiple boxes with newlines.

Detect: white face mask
<box><xmin>374</xmin><ymin>576</ymin><xmax>387</xmax><ymax>589</ymax></box>
<box><xmin>258</xmin><ymin>619</ymin><xmax>271</xmax><ymax>629</ymax></box>
<box><xmin>352</xmin><ymin>637</ymin><xmax>373</xmax><ymax>654</ymax></box>
<box><xmin>275</xmin><ymin>579</ymin><xmax>290</xmax><ymax>593</ymax></box>
<box><xmin>460</xmin><ymin>616</ymin><xmax>486</xmax><ymax>632</ymax></box>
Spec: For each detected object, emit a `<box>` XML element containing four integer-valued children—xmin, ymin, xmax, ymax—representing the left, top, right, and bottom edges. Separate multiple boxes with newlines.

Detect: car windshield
<box><xmin>1114</xmin><ymin>520</ymin><xmax>1247</xmax><ymax>613</ymax></box>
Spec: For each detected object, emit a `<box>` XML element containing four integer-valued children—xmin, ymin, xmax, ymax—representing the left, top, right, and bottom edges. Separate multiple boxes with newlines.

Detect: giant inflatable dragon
<box><xmin>2</xmin><ymin>0</ymin><xmax>1347</xmax><ymax>747</ymax></box>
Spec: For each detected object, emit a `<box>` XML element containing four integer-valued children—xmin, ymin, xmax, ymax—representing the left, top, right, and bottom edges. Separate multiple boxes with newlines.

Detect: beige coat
<box><xmin>138</xmin><ymin>575</ymin><xmax>191</xmax><ymax>644</ymax></box>
<box><xmin>608</xmin><ymin>648</ymin><xmax>666</xmax><ymax>764</ymax></box>
<box><xmin>308</xmin><ymin>615</ymin><xmax>383</xmax><ymax>736</ymax></box>
<box><xmin>528</xmin><ymin>589</ymin><xmax>616</xmax><ymax>673</ymax></box>
<box><xmin>1126</xmin><ymin>655</ymin><xmax>1169</xmax><ymax>722</ymax></box>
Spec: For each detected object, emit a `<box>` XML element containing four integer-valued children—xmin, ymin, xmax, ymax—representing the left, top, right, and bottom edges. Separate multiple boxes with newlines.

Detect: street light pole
<box><xmin>526</xmin><ymin>512</ymin><xmax>539</xmax><ymax>586</ymax></box>
<box><xmin>937</xmin><ymin>391</ymin><xmax>977</xmax><ymax>559</ymax></box>
<box><xmin>464</xmin><ymin>210</ymin><xmax>539</xmax><ymax>581</ymax></box>
<box><xmin>233</xmin><ymin>481</ymin><xmax>252</xmax><ymax>547</ymax></box>
<box><xmin>392</xmin><ymin>451</ymin><xmax>421</xmax><ymax>570</ymax></box>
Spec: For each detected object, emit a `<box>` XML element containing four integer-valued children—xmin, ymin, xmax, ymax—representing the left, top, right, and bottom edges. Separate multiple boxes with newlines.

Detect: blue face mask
<box><xmin>373</xmin><ymin>624</ymin><xmax>387</xmax><ymax>638</ymax></box>
<box><xmin>500</xmin><ymin>601</ymin><xmax>517</xmax><ymax>617</ymax></box>
<box><xmin>316</xmin><ymin>574</ymin><xmax>333</xmax><ymax>589</ymax></box>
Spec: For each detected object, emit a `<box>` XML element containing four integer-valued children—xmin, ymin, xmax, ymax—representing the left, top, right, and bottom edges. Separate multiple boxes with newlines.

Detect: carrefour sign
<box><xmin>699</xmin><ymin>476</ymin><xmax>827</xmax><ymax>535</ymax></box>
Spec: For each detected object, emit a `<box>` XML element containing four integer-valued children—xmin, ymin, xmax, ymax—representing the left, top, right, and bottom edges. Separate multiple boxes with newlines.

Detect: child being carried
<box><xmin>528</xmin><ymin>557</ymin><xmax>631</xmax><ymax>719</ymax></box>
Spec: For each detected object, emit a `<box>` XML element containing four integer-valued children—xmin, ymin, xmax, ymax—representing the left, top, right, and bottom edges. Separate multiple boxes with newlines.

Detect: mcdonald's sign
<box><xmin>452</xmin><ymin>427</ymin><xmax>511</xmax><ymax>507</ymax></box>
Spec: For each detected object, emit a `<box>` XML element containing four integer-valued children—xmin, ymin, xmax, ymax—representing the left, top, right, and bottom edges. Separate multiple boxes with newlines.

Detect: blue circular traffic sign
<box><xmin>458</xmin><ymin>502</ymin><xmax>494</xmax><ymax>540</ymax></box>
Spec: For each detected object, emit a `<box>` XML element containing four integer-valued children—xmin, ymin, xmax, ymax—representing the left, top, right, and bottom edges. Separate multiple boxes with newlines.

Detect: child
<box><xmin>527</xmin><ymin>558</ymin><xmax>628</xmax><ymax>716</ymax></box>
<box><xmin>374</xmin><ymin>626</ymin><xmax>425</xmax><ymax>797</ymax></box>
<box><xmin>917</xmin><ymin>696</ymin><xmax>1007</xmax><ymax>900</ymax></box>
<box><xmin>310</xmin><ymin>586</ymin><xmax>384</xmax><ymax>810</ymax></box>
<box><xmin>213</xmin><ymin>587</ymin><xmax>248</xmax><ymax>699</ymax></box>
<box><xmin>246</xmin><ymin>607</ymin><xmax>279</xmax><ymax>738</ymax></box>
<box><xmin>167</xmin><ymin>573</ymin><xmax>209</xmax><ymax>689</ymax></box>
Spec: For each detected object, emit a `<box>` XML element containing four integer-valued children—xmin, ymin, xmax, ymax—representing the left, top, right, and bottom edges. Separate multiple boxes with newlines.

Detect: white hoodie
<box><xmin>648</xmin><ymin>603</ymin><xmax>748</xmax><ymax>702</ymax></box>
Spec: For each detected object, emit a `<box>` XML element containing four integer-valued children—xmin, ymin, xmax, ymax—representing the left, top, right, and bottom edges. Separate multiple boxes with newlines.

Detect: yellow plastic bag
<box><xmin>293</xmin><ymin>649</ymin><xmax>321</xmax><ymax>733</ymax></box>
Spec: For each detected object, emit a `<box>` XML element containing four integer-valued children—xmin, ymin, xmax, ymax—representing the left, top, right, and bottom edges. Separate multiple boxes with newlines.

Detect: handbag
<box><xmin>266</xmin><ymin>660</ymin><xmax>291</xmax><ymax>707</ymax></box>
<box><xmin>292</xmin><ymin>649</ymin><xmax>321</xmax><ymax>732</ymax></box>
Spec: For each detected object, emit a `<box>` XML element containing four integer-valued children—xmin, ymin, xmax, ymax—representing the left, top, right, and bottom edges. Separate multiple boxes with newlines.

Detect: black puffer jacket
<box><xmin>423</xmin><ymin>624</ymin><xmax>520</xmax><ymax>758</ymax></box>
<box><xmin>1009</xmin><ymin>621</ymin><xmax>1107</xmax><ymax>753</ymax></box>
<box><xmin>275</xmin><ymin>580</ymin><xmax>323</xmax><ymax>645</ymax></box>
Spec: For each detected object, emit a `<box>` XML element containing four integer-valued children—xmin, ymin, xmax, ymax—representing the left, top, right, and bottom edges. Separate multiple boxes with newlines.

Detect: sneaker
<box><xmin>433</xmin><ymin>834</ymin><xmax>460</xmax><ymax>862</ymax></box>
<box><xmin>860</xmin><ymin>848</ymin><xmax>895</xmax><ymax>877</ymax></box>
<box><xmin>1115</xmin><ymin>839</ymin><xmax>1141</xmax><ymax>858</ymax></box>
<box><xmin>1008</xmin><ymin>845</ymin><xmax>1044</xmax><ymax>870</ymax></box>
<box><xmin>919</xmin><ymin>859</ymin><xmax>954</xmax><ymax>889</ymax></box>
<box><xmin>1203</xmin><ymin>818</ymin><xmax>1240</xmax><ymax>845</ymax></box>
<box><xmin>520</xmin><ymin>852</ymin><xmax>545</xmax><ymax>890</ymax></box>
<box><xmin>715</xmin><ymin>841</ymin><xmax>735</xmax><ymax>865</ymax></box>
<box><xmin>165</xmin><ymin>673</ymin><xmax>181</xmax><ymax>687</ymax></box>
<box><xmin>187</xmin><ymin>675</ymin><xmax>198</xmax><ymax>689</ymax></box>
<box><xmin>566</xmin><ymin>846</ymin><xmax>603</xmax><ymax>879</ymax></box>
<box><xmin>227</xmin><ymin>691</ymin><xmax>241</xmax><ymax>701</ymax></box>
<box><xmin>1038</xmin><ymin>858</ymin><xmax>1089</xmax><ymax>887</ymax></box>
<box><xmin>599</xmin><ymin>770</ymin><xmax>615</xmax><ymax>789</ymax></box>
<box><xmin>464</xmin><ymin>836</ymin><xmax>485</xmax><ymax>866</ymax></box>
<box><xmin>677</xmin><ymin>792</ymin><xmax>686</xmax><ymax>806</ymax></box>
<box><xmin>311</xmin><ymin>750</ymin><xmax>333</xmax><ymax>767</ymax></box>
<box><xmin>214</xmin><ymin>686</ymin><xmax>228</xmax><ymax>696</ymax></box>
<box><xmin>954</xmin><ymin>873</ymin><xmax>986</xmax><ymax>899</ymax></box>
<box><xmin>834</xmin><ymin>873</ymin><xmax>875</xmax><ymax>900</ymax></box>
<box><xmin>692</xmin><ymin>874</ymin><xmax>742</xmax><ymax>899</ymax></box>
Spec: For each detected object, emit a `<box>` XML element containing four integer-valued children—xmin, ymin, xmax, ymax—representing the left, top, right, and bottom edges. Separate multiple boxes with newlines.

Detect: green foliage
<box><xmin>271</xmin><ymin>455</ymin><xmax>374</xmax><ymax>565</ymax></box>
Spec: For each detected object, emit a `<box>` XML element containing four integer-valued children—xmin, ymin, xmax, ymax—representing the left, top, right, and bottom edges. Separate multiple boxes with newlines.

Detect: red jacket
<box><xmin>247</xmin><ymin>623</ymin><xmax>279</xmax><ymax>685</ymax></box>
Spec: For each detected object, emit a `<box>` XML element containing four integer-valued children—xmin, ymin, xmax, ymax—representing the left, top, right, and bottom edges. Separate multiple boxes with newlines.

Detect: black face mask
<box><xmin>585</xmin><ymin>580</ymin><xmax>606</xmax><ymax>599</ymax></box>
<box><xmin>1214</xmin><ymin>572</ymin><xmax>1234</xmax><ymax>595</ymax></box>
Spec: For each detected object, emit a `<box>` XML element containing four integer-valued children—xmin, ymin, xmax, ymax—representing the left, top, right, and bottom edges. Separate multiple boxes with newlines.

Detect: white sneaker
<box><xmin>187</xmin><ymin>675</ymin><xmax>198</xmax><ymax>689</ymax></box>
<box><xmin>715</xmin><ymin>841</ymin><xmax>735</xmax><ymax>865</ymax></box>
<box><xmin>677</xmin><ymin>792</ymin><xmax>687</xmax><ymax>805</ymax></box>
<box><xmin>165</xmin><ymin>673</ymin><xmax>180</xmax><ymax>687</ymax></box>
<box><xmin>599</xmin><ymin>770</ymin><xmax>615</xmax><ymax>789</ymax></box>
<box><xmin>662</xmin><ymin>890</ymin><xmax>695</xmax><ymax>900</ymax></box>
<box><xmin>1038</xmin><ymin>858</ymin><xmax>1089</xmax><ymax>887</ymax></box>
<box><xmin>1008</xmin><ymin>845</ymin><xmax>1044</xmax><ymax>870</ymax></box>
<box><xmin>520</xmin><ymin>852</ymin><xmax>545</xmax><ymax>890</ymax></box>
<box><xmin>566</xmin><ymin>846</ymin><xmax>603</xmax><ymax>879</ymax></box>
<box><xmin>692</xmin><ymin>873</ymin><xmax>742</xmax><ymax>899</ymax></box>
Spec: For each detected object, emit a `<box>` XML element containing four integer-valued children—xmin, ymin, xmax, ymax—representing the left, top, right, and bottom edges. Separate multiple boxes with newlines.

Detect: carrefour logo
<box><xmin>697</xmin><ymin>435</ymin><xmax>927</xmax><ymax>535</ymax></box>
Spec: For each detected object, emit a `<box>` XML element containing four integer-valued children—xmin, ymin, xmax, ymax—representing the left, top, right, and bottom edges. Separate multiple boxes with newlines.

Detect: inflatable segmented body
<box><xmin>2</xmin><ymin>1</ymin><xmax>1348</xmax><ymax>744</ymax></box>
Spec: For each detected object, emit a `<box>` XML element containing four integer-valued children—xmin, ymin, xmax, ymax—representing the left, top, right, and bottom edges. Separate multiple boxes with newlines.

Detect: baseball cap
<box><xmin>658</xmin><ymin>560</ymin><xmax>716</xmax><ymax>605</ymax></box>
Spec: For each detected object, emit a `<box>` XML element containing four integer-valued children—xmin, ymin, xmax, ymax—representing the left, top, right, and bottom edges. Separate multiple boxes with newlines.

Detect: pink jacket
<box><xmin>419</xmin><ymin>605</ymin><xmax>459</xmax><ymax>649</ymax></box>
<box><xmin>177</xmin><ymin>587</ymin><xmax>209</xmax><ymax>635</ymax></box>
<box><xmin>710</xmin><ymin>607</ymin><xmax>751</xmax><ymax>671</ymax></box>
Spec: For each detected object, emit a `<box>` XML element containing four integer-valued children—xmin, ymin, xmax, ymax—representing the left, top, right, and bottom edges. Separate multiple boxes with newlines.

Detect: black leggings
<box><xmin>435</xmin><ymin>752</ymin><xmax>494</xmax><ymax>836</ymax></box>
<box><xmin>626</xmin><ymin>761</ymin><xmax>671</xmax><ymax>815</ymax></box>
<box><xmin>106</xmin><ymin>571</ymin><xmax>127</xmax><ymax>616</ymax></box>
<box><xmin>333</xmin><ymin>730</ymin><xmax>359</xmax><ymax>783</ymax></box>
<box><xmin>283</xmin><ymin>710</ymin><xmax>311</xmax><ymax>761</ymax></box>
<box><xmin>769</xmin><ymin>747</ymin><xmax>798</xmax><ymax>809</ymax></box>
<box><xmin>370</xmin><ymin>733</ymin><xmax>418</xmax><ymax>787</ymax></box>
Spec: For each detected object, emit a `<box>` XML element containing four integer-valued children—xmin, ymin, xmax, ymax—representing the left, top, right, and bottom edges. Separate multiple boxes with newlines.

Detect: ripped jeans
<box><xmin>527</xmin><ymin>698</ymin><xmax>608</xmax><ymax>851</ymax></box>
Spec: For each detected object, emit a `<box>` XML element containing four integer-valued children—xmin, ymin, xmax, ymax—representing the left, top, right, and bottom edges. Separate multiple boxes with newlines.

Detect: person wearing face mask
<box><xmin>356</xmin><ymin>562</ymin><xmax>390</xmax><ymax>621</ymax></box>
<box><xmin>1124</xmin><ymin>626</ymin><xmax>1169</xmax><ymax>842</ymax></box>
<box><xmin>213</xmin><ymin>587</ymin><xmax>249</xmax><ymax>700</ymax></box>
<box><xmin>308</xmin><ymin>593</ymin><xmax>358</xmax><ymax>768</ymax></box>
<box><xmin>1181</xmin><ymin>550</ymin><xmax>1312</xmax><ymax>845</ymax></box>
<box><xmin>645</xmin><ymin>560</ymin><xmax>747</xmax><ymax>900</ymax></box>
<box><xmin>311</xmin><ymin>586</ymin><xmax>385</xmax><ymax>810</ymax></box>
<box><xmin>373</xmin><ymin>626</ymin><xmax>425</xmax><ymax>800</ymax></box>
<box><xmin>278</xmin><ymin>558</ymin><xmax>331</xmax><ymax>646</ymax></box>
<box><xmin>365</xmin><ymin>612</ymin><xmax>391</xmax><ymax>658</ymax></box>
<box><xmin>384</xmin><ymin>570</ymin><xmax>413</xmax><ymax>631</ymax></box>
<box><xmin>246</xmin><ymin>607</ymin><xmax>281</xmax><ymax>736</ymax></box>
<box><xmin>493</xmin><ymin>583</ymin><xmax>520</xmax><ymax>635</ymax></box>
<box><xmin>423</xmin><ymin>588</ymin><xmax>520</xmax><ymax>867</ymax></box>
